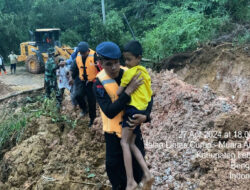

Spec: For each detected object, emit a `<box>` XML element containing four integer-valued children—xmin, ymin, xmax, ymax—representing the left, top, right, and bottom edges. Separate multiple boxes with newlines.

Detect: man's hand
<box><xmin>125</xmin><ymin>72</ymin><xmax>143</xmax><ymax>96</ymax></box>
<box><xmin>127</xmin><ymin>114</ymin><xmax>147</xmax><ymax>130</ymax></box>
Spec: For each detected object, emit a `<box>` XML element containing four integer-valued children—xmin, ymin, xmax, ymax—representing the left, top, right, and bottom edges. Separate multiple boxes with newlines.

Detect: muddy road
<box><xmin>0</xmin><ymin>65</ymin><xmax>44</xmax><ymax>99</ymax></box>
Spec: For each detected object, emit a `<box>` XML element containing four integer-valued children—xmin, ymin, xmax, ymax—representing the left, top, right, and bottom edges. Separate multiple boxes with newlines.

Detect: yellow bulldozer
<box><xmin>17</xmin><ymin>28</ymin><xmax>74</xmax><ymax>74</ymax></box>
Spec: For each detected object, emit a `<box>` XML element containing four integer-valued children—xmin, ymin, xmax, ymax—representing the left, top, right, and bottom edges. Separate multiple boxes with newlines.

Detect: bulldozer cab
<box><xmin>18</xmin><ymin>28</ymin><xmax>73</xmax><ymax>74</ymax></box>
<box><xmin>34</xmin><ymin>28</ymin><xmax>61</xmax><ymax>53</ymax></box>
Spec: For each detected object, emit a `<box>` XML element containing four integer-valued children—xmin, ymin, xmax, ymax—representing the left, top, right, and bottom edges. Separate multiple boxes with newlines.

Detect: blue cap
<box><xmin>96</xmin><ymin>41</ymin><xmax>121</xmax><ymax>59</ymax></box>
<box><xmin>78</xmin><ymin>42</ymin><xmax>89</xmax><ymax>53</ymax></box>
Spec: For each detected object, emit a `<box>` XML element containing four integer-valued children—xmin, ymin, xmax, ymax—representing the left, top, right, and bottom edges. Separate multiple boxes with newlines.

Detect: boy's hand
<box><xmin>127</xmin><ymin>114</ymin><xmax>147</xmax><ymax>129</ymax></box>
<box><xmin>125</xmin><ymin>72</ymin><xmax>143</xmax><ymax>96</ymax></box>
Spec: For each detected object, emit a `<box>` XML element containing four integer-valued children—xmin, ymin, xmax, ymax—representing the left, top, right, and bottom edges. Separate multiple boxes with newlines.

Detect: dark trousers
<box><xmin>10</xmin><ymin>64</ymin><xmax>16</xmax><ymax>74</ymax></box>
<box><xmin>74</xmin><ymin>81</ymin><xmax>87</xmax><ymax>111</ymax></box>
<box><xmin>70</xmin><ymin>83</ymin><xmax>78</xmax><ymax>106</ymax></box>
<box><xmin>105</xmin><ymin>132</ymin><xmax>145</xmax><ymax>190</ymax></box>
<box><xmin>75</xmin><ymin>81</ymin><xmax>96</xmax><ymax>120</ymax></box>
<box><xmin>45</xmin><ymin>80</ymin><xmax>63</xmax><ymax>108</ymax></box>
<box><xmin>0</xmin><ymin>65</ymin><xmax>6</xmax><ymax>72</ymax></box>
<box><xmin>58</xmin><ymin>88</ymin><xmax>65</xmax><ymax>106</ymax></box>
<box><xmin>84</xmin><ymin>82</ymin><xmax>96</xmax><ymax>120</ymax></box>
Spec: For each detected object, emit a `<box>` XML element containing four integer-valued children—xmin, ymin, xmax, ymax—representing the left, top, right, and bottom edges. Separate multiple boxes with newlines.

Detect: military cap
<box><xmin>96</xmin><ymin>41</ymin><xmax>121</xmax><ymax>59</ymax></box>
<box><xmin>78</xmin><ymin>42</ymin><xmax>89</xmax><ymax>53</ymax></box>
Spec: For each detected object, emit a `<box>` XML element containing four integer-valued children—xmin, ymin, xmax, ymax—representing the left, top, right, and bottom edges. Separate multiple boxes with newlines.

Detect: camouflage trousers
<box><xmin>45</xmin><ymin>80</ymin><xmax>64</xmax><ymax>108</ymax></box>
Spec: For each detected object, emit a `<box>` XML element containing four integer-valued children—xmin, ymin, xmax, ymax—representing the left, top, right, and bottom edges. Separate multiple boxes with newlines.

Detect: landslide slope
<box><xmin>0</xmin><ymin>44</ymin><xmax>249</xmax><ymax>190</ymax></box>
<box><xmin>142</xmin><ymin>69</ymin><xmax>250</xmax><ymax>189</ymax></box>
<box><xmin>176</xmin><ymin>43</ymin><xmax>250</xmax><ymax>104</ymax></box>
<box><xmin>0</xmin><ymin>94</ymin><xmax>109</xmax><ymax>190</ymax></box>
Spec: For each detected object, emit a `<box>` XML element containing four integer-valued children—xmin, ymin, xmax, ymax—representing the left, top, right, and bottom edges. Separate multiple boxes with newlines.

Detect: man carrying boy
<box><xmin>93</xmin><ymin>41</ymin><xmax>153</xmax><ymax>190</ymax></box>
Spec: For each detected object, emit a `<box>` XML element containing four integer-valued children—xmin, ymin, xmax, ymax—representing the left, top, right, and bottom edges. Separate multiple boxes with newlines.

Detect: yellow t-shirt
<box><xmin>121</xmin><ymin>65</ymin><xmax>152</xmax><ymax>110</ymax></box>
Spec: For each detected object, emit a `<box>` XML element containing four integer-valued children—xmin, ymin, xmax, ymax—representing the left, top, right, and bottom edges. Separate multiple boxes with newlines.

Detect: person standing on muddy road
<box><xmin>94</xmin><ymin>41</ymin><xmax>153</xmax><ymax>190</ymax></box>
<box><xmin>0</xmin><ymin>55</ymin><xmax>7</xmax><ymax>75</ymax></box>
<box><xmin>44</xmin><ymin>48</ymin><xmax>62</xmax><ymax>109</ymax></box>
<box><xmin>69</xmin><ymin>41</ymin><xmax>100</xmax><ymax>127</ymax></box>
<box><xmin>8</xmin><ymin>51</ymin><xmax>18</xmax><ymax>74</ymax></box>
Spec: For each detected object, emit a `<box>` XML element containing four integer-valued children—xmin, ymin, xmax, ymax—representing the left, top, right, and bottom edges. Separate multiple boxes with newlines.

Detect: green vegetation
<box><xmin>0</xmin><ymin>0</ymin><xmax>249</xmax><ymax>62</ymax></box>
<box><xmin>143</xmin><ymin>8</ymin><xmax>229</xmax><ymax>60</ymax></box>
<box><xmin>236</xmin><ymin>31</ymin><xmax>250</xmax><ymax>45</ymax></box>
<box><xmin>0</xmin><ymin>94</ymin><xmax>76</xmax><ymax>151</ymax></box>
<box><xmin>0</xmin><ymin>112</ymin><xmax>27</xmax><ymax>150</ymax></box>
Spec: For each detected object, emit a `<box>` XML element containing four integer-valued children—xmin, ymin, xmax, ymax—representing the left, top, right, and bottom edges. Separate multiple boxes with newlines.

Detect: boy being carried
<box><xmin>117</xmin><ymin>40</ymin><xmax>154</xmax><ymax>190</ymax></box>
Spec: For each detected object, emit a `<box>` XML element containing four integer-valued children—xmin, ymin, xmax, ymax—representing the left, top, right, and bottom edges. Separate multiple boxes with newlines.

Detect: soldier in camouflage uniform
<box><xmin>44</xmin><ymin>48</ymin><xmax>62</xmax><ymax>109</ymax></box>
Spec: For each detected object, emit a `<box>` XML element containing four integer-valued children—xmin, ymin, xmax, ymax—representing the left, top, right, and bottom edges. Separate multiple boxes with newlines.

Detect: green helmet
<box><xmin>48</xmin><ymin>48</ymin><xmax>55</xmax><ymax>55</ymax></box>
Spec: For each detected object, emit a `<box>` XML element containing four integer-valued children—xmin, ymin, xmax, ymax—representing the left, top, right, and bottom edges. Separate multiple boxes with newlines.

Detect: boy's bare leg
<box><xmin>121</xmin><ymin>127</ymin><xmax>138</xmax><ymax>190</ymax></box>
<box><xmin>130</xmin><ymin>134</ymin><xmax>154</xmax><ymax>190</ymax></box>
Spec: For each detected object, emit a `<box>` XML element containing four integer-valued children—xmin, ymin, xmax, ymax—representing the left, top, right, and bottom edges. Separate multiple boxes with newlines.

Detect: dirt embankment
<box><xmin>0</xmin><ymin>92</ymin><xmax>109</xmax><ymax>190</ymax></box>
<box><xmin>175</xmin><ymin>43</ymin><xmax>250</xmax><ymax>104</ymax></box>
<box><xmin>0</xmin><ymin>44</ymin><xmax>249</xmax><ymax>190</ymax></box>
